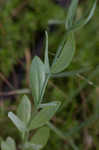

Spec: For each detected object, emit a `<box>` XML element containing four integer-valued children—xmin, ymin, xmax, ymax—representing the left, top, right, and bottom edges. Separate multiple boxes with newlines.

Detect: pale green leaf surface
<box><xmin>29</xmin><ymin>101</ymin><xmax>60</xmax><ymax>130</ymax></box>
<box><xmin>6</xmin><ymin>137</ymin><xmax>16</xmax><ymax>150</ymax></box>
<box><xmin>30</xmin><ymin>56</ymin><xmax>46</xmax><ymax>107</ymax></box>
<box><xmin>1</xmin><ymin>141</ymin><xmax>10</xmax><ymax>150</ymax></box>
<box><xmin>66</xmin><ymin>0</ymin><xmax>78</xmax><ymax>29</ymax></box>
<box><xmin>39</xmin><ymin>101</ymin><xmax>61</xmax><ymax>108</ymax></box>
<box><xmin>68</xmin><ymin>0</ymin><xmax>97</xmax><ymax>32</ymax></box>
<box><xmin>31</xmin><ymin>127</ymin><xmax>50</xmax><ymax>149</ymax></box>
<box><xmin>52</xmin><ymin>34</ymin><xmax>66</xmax><ymax>66</ymax></box>
<box><xmin>8</xmin><ymin>112</ymin><xmax>27</xmax><ymax>133</ymax></box>
<box><xmin>23</xmin><ymin>142</ymin><xmax>42</xmax><ymax>150</ymax></box>
<box><xmin>1</xmin><ymin>137</ymin><xmax>16</xmax><ymax>150</ymax></box>
<box><xmin>51</xmin><ymin>32</ymin><xmax>75</xmax><ymax>73</ymax></box>
<box><xmin>51</xmin><ymin>68</ymin><xmax>89</xmax><ymax>78</ymax></box>
<box><xmin>44</xmin><ymin>31</ymin><xmax>50</xmax><ymax>73</ymax></box>
<box><xmin>17</xmin><ymin>95</ymin><xmax>31</xmax><ymax>125</ymax></box>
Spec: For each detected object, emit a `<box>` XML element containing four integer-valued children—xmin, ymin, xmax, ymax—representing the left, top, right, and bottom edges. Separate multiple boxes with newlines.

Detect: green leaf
<box><xmin>1</xmin><ymin>137</ymin><xmax>16</xmax><ymax>150</ymax></box>
<box><xmin>30</xmin><ymin>56</ymin><xmax>46</xmax><ymax>107</ymax></box>
<box><xmin>38</xmin><ymin>101</ymin><xmax>61</xmax><ymax>108</ymax></box>
<box><xmin>51</xmin><ymin>68</ymin><xmax>89</xmax><ymax>78</ymax></box>
<box><xmin>66</xmin><ymin>0</ymin><xmax>78</xmax><ymax>29</ymax></box>
<box><xmin>8</xmin><ymin>112</ymin><xmax>27</xmax><ymax>133</ymax></box>
<box><xmin>44</xmin><ymin>31</ymin><xmax>50</xmax><ymax>73</ymax></box>
<box><xmin>52</xmin><ymin>34</ymin><xmax>66</xmax><ymax>66</ymax></box>
<box><xmin>68</xmin><ymin>0</ymin><xmax>97</xmax><ymax>32</ymax></box>
<box><xmin>29</xmin><ymin>101</ymin><xmax>60</xmax><ymax>130</ymax></box>
<box><xmin>17</xmin><ymin>95</ymin><xmax>31</xmax><ymax>125</ymax></box>
<box><xmin>1</xmin><ymin>141</ymin><xmax>10</xmax><ymax>150</ymax></box>
<box><xmin>6</xmin><ymin>137</ymin><xmax>16</xmax><ymax>150</ymax></box>
<box><xmin>23</xmin><ymin>142</ymin><xmax>42</xmax><ymax>150</ymax></box>
<box><xmin>51</xmin><ymin>32</ymin><xmax>75</xmax><ymax>73</ymax></box>
<box><xmin>31</xmin><ymin>127</ymin><xmax>50</xmax><ymax>149</ymax></box>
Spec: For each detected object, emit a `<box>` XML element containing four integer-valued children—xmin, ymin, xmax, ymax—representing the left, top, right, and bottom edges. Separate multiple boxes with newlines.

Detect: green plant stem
<box><xmin>21</xmin><ymin>131</ymin><xmax>29</xmax><ymax>148</ymax></box>
<box><xmin>39</xmin><ymin>74</ymin><xmax>50</xmax><ymax>105</ymax></box>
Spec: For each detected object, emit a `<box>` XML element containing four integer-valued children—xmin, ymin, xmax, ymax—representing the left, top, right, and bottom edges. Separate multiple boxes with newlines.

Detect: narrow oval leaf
<box><xmin>1</xmin><ymin>137</ymin><xmax>16</xmax><ymax>150</ymax></box>
<box><xmin>44</xmin><ymin>31</ymin><xmax>50</xmax><ymax>73</ymax></box>
<box><xmin>8</xmin><ymin>112</ymin><xmax>27</xmax><ymax>133</ymax></box>
<box><xmin>39</xmin><ymin>101</ymin><xmax>61</xmax><ymax>108</ymax></box>
<box><xmin>17</xmin><ymin>95</ymin><xmax>31</xmax><ymax>125</ymax></box>
<box><xmin>1</xmin><ymin>141</ymin><xmax>10</xmax><ymax>150</ymax></box>
<box><xmin>30</xmin><ymin>56</ymin><xmax>46</xmax><ymax>107</ymax></box>
<box><xmin>6</xmin><ymin>137</ymin><xmax>16</xmax><ymax>150</ymax></box>
<box><xmin>23</xmin><ymin>142</ymin><xmax>42</xmax><ymax>150</ymax></box>
<box><xmin>66</xmin><ymin>0</ymin><xmax>78</xmax><ymax>29</ymax></box>
<box><xmin>68</xmin><ymin>0</ymin><xmax>97</xmax><ymax>32</ymax></box>
<box><xmin>29</xmin><ymin>101</ymin><xmax>60</xmax><ymax>130</ymax></box>
<box><xmin>52</xmin><ymin>34</ymin><xmax>67</xmax><ymax>66</ymax></box>
<box><xmin>51</xmin><ymin>32</ymin><xmax>75</xmax><ymax>74</ymax></box>
<box><xmin>51</xmin><ymin>68</ymin><xmax>89</xmax><ymax>78</ymax></box>
<box><xmin>31</xmin><ymin>127</ymin><xmax>50</xmax><ymax>149</ymax></box>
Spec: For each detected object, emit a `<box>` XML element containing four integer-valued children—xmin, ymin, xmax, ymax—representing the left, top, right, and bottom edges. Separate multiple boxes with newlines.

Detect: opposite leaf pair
<box><xmin>8</xmin><ymin>95</ymin><xmax>60</xmax><ymax>131</ymax></box>
<box><xmin>1</xmin><ymin>137</ymin><xmax>16</xmax><ymax>150</ymax></box>
<box><xmin>29</xmin><ymin>31</ymin><xmax>75</xmax><ymax>108</ymax></box>
<box><xmin>7</xmin><ymin>95</ymin><xmax>60</xmax><ymax>150</ymax></box>
<box><xmin>1</xmin><ymin>127</ymin><xmax>50</xmax><ymax>150</ymax></box>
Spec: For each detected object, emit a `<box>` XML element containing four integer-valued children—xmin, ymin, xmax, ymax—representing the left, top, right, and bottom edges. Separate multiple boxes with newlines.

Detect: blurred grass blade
<box><xmin>47</xmin><ymin>122</ymin><xmax>78</xmax><ymax>150</ymax></box>
<box><xmin>44</xmin><ymin>31</ymin><xmax>50</xmax><ymax>73</ymax></box>
<box><xmin>66</xmin><ymin>0</ymin><xmax>78</xmax><ymax>29</ymax></box>
<box><xmin>8</xmin><ymin>112</ymin><xmax>27</xmax><ymax>133</ymax></box>
<box><xmin>29</xmin><ymin>101</ymin><xmax>60</xmax><ymax>131</ymax></box>
<box><xmin>65</xmin><ymin>112</ymin><xmax>99</xmax><ymax>137</ymax></box>
<box><xmin>31</xmin><ymin>127</ymin><xmax>50</xmax><ymax>149</ymax></box>
<box><xmin>17</xmin><ymin>95</ymin><xmax>31</xmax><ymax>125</ymax></box>
<box><xmin>30</xmin><ymin>56</ymin><xmax>46</xmax><ymax>107</ymax></box>
<box><xmin>69</xmin><ymin>0</ymin><xmax>97</xmax><ymax>32</ymax></box>
<box><xmin>51</xmin><ymin>32</ymin><xmax>75</xmax><ymax>73</ymax></box>
<box><xmin>60</xmin><ymin>65</ymin><xmax>99</xmax><ymax>111</ymax></box>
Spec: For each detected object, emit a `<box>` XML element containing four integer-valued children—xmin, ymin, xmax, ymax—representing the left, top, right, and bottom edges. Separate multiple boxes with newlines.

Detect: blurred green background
<box><xmin>0</xmin><ymin>0</ymin><xmax>99</xmax><ymax>149</ymax></box>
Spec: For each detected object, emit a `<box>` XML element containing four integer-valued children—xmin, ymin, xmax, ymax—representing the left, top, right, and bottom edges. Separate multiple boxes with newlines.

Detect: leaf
<box><xmin>31</xmin><ymin>127</ymin><xmax>50</xmax><ymax>149</ymax></box>
<box><xmin>52</xmin><ymin>34</ymin><xmax>66</xmax><ymax>66</ymax></box>
<box><xmin>17</xmin><ymin>95</ymin><xmax>31</xmax><ymax>125</ymax></box>
<box><xmin>29</xmin><ymin>101</ymin><xmax>60</xmax><ymax>130</ymax></box>
<box><xmin>51</xmin><ymin>68</ymin><xmax>89</xmax><ymax>78</ymax></box>
<box><xmin>1</xmin><ymin>137</ymin><xmax>16</xmax><ymax>150</ymax></box>
<box><xmin>30</xmin><ymin>56</ymin><xmax>46</xmax><ymax>107</ymax></box>
<box><xmin>8</xmin><ymin>112</ymin><xmax>27</xmax><ymax>133</ymax></box>
<box><xmin>6</xmin><ymin>137</ymin><xmax>16</xmax><ymax>150</ymax></box>
<box><xmin>66</xmin><ymin>0</ymin><xmax>78</xmax><ymax>29</ymax></box>
<box><xmin>68</xmin><ymin>0</ymin><xmax>97</xmax><ymax>32</ymax></box>
<box><xmin>1</xmin><ymin>141</ymin><xmax>10</xmax><ymax>150</ymax></box>
<box><xmin>51</xmin><ymin>32</ymin><xmax>75</xmax><ymax>74</ymax></box>
<box><xmin>38</xmin><ymin>101</ymin><xmax>61</xmax><ymax>108</ymax></box>
<box><xmin>44</xmin><ymin>31</ymin><xmax>50</xmax><ymax>73</ymax></box>
<box><xmin>23</xmin><ymin>142</ymin><xmax>42</xmax><ymax>150</ymax></box>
